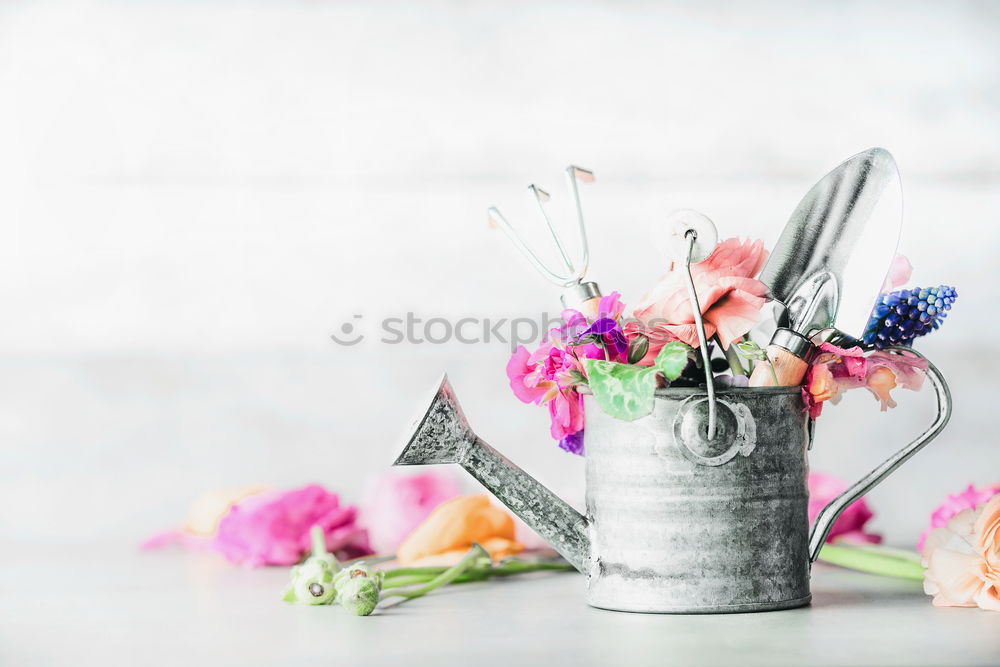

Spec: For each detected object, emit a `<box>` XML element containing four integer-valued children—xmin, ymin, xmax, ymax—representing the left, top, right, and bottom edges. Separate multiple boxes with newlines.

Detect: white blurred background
<box><xmin>1</xmin><ymin>0</ymin><xmax>996</xmax><ymax>548</ymax></box>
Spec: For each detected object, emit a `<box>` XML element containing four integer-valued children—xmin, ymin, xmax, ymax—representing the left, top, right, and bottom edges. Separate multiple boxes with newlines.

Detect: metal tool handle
<box><xmin>807</xmin><ymin>347</ymin><xmax>952</xmax><ymax>561</ymax></box>
<box><xmin>680</xmin><ymin>230</ymin><xmax>718</xmax><ymax>440</ymax></box>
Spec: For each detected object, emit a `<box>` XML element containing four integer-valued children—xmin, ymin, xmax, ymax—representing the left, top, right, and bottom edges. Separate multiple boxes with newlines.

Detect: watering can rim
<box><xmin>576</xmin><ymin>385</ymin><xmax>802</xmax><ymax>397</ymax></box>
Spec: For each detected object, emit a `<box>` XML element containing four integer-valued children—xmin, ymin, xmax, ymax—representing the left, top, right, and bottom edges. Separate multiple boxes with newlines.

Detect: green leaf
<box><xmin>570</xmin><ymin>334</ymin><xmax>603</xmax><ymax>347</ymax></box>
<box><xmin>582</xmin><ymin>358</ymin><xmax>658</xmax><ymax>421</ymax></box>
<box><xmin>653</xmin><ymin>341</ymin><xmax>692</xmax><ymax>380</ymax></box>
<box><xmin>626</xmin><ymin>334</ymin><xmax>650</xmax><ymax>365</ymax></box>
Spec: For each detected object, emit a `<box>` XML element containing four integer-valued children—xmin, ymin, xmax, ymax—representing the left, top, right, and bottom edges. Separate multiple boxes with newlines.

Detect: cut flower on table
<box><xmin>141</xmin><ymin>484</ymin><xmax>372</xmax><ymax>567</ymax></box>
<box><xmin>918</xmin><ymin>483</ymin><xmax>1000</xmax><ymax>552</ymax></box>
<box><xmin>395</xmin><ymin>494</ymin><xmax>524</xmax><ymax>567</ymax></box>
<box><xmin>361</xmin><ymin>469</ymin><xmax>462</xmax><ymax>553</ymax></box>
<box><xmin>808</xmin><ymin>472</ymin><xmax>882</xmax><ymax>545</ymax></box>
<box><xmin>922</xmin><ymin>492</ymin><xmax>1000</xmax><ymax>610</ymax></box>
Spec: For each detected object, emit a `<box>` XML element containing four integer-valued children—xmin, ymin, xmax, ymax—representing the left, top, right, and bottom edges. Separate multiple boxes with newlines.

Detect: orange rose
<box><xmin>395</xmin><ymin>495</ymin><xmax>524</xmax><ymax>567</ymax></box>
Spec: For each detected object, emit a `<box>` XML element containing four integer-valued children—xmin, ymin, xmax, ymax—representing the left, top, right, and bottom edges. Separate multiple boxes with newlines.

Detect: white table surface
<box><xmin>3</xmin><ymin>543</ymin><xmax>999</xmax><ymax>666</ymax></box>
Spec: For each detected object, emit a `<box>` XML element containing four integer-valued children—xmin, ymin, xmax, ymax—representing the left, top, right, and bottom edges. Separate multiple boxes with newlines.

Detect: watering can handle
<box><xmin>807</xmin><ymin>348</ymin><xmax>952</xmax><ymax>561</ymax></box>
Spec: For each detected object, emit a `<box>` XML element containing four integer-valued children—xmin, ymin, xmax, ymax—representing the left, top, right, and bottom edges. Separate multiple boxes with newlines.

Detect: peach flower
<box><xmin>628</xmin><ymin>238</ymin><xmax>769</xmax><ymax>363</ymax></box>
<box><xmin>923</xmin><ymin>494</ymin><xmax>1000</xmax><ymax>610</ymax></box>
<box><xmin>802</xmin><ymin>344</ymin><xmax>927</xmax><ymax>418</ymax></box>
<box><xmin>395</xmin><ymin>495</ymin><xmax>524</xmax><ymax>567</ymax></box>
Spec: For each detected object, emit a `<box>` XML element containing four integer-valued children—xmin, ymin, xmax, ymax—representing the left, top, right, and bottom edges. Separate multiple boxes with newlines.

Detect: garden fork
<box><xmin>487</xmin><ymin>165</ymin><xmax>602</xmax><ymax>316</ymax></box>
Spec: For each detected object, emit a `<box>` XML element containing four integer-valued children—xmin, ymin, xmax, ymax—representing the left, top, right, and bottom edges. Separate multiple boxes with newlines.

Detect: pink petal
<box><xmin>881</xmin><ymin>253</ymin><xmax>913</xmax><ymax>292</ymax></box>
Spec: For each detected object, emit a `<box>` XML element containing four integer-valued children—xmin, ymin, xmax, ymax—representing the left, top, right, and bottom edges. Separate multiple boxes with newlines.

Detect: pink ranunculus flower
<box><xmin>808</xmin><ymin>472</ymin><xmax>882</xmax><ymax>544</ymax></box>
<box><xmin>213</xmin><ymin>484</ymin><xmax>372</xmax><ymax>567</ymax></box>
<box><xmin>628</xmin><ymin>238</ymin><xmax>769</xmax><ymax>363</ymax></box>
<box><xmin>917</xmin><ymin>483</ymin><xmax>1000</xmax><ymax>552</ymax></box>
<box><xmin>361</xmin><ymin>470</ymin><xmax>463</xmax><ymax>553</ymax></box>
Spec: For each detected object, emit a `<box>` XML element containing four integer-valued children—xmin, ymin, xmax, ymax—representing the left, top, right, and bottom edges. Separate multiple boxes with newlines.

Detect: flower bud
<box><xmin>333</xmin><ymin>561</ymin><xmax>376</xmax><ymax>594</ymax></box>
<box><xmin>283</xmin><ymin>558</ymin><xmax>338</xmax><ymax>605</ymax></box>
<box><xmin>337</xmin><ymin>577</ymin><xmax>380</xmax><ymax>616</ymax></box>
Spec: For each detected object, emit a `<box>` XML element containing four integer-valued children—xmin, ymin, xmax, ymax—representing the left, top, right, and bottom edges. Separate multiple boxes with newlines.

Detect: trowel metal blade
<box><xmin>762</xmin><ymin>147</ymin><xmax>902</xmax><ymax>339</ymax></box>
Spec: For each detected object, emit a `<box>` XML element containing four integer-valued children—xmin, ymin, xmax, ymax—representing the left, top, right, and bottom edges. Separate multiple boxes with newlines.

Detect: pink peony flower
<box><xmin>802</xmin><ymin>343</ymin><xmax>928</xmax><ymax>418</ymax></box>
<box><xmin>808</xmin><ymin>472</ymin><xmax>883</xmax><ymax>544</ymax></box>
<box><xmin>918</xmin><ymin>483</ymin><xmax>1000</xmax><ymax>551</ymax></box>
<box><xmin>213</xmin><ymin>484</ymin><xmax>372</xmax><ymax>567</ymax></box>
<box><xmin>628</xmin><ymin>238</ymin><xmax>769</xmax><ymax>362</ymax></box>
<box><xmin>361</xmin><ymin>470</ymin><xmax>463</xmax><ymax>553</ymax></box>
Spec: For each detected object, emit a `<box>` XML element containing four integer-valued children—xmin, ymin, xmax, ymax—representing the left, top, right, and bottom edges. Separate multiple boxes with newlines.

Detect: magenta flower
<box><xmin>506</xmin><ymin>291</ymin><xmax>628</xmax><ymax>456</ymax></box>
<box><xmin>553</xmin><ymin>291</ymin><xmax>627</xmax><ymax>347</ymax></box>
<box><xmin>546</xmin><ymin>384</ymin><xmax>585</xmax><ymax>441</ymax></box>
<box><xmin>918</xmin><ymin>483</ymin><xmax>1000</xmax><ymax>551</ymax></box>
<box><xmin>507</xmin><ymin>338</ymin><xmax>586</xmax><ymax>443</ymax></box>
<box><xmin>573</xmin><ymin>317</ymin><xmax>628</xmax><ymax>362</ymax></box>
<box><xmin>808</xmin><ymin>472</ymin><xmax>882</xmax><ymax>544</ymax></box>
<box><xmin>213</xmin><ymin>485</ymin><xmax>372</xmax><ymax>566</ymax></box>
<box><xmin>361</xmin><ymin>470</ymin><xmax>462</xmax><ymax>553</ymax></box>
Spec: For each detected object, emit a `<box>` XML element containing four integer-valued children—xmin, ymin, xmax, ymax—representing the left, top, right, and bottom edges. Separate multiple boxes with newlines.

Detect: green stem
<box><xmin>383</xmin><ymin>544</ymin><xmax>489</xmax><ymax>600</ymax></box>
<box><xmin>382</xmin><ymin>571</ymin><xmax>491</xmax><ymax>590</ymax></box>
<box><xmin>719</xmin><ymin>337</ymin><xmax>746</xmax><ymax>376</ymax></box>
<box><xmin>310</xmin><ymin>526</ymin><xmax>327</xmax><ymax>558</ymax></box>
<box><xmin>486</xmin><ymin>560</ymin><xmax>576</xmax><ymax>576</ymax></box>
<box><xmin>381</xmin><ymin>560</ymin><xmax>576</xmax><ymax>589</ymax></box>
<box><xmin>817</xmin><ymin>544</ymin><xmax>925</xmax><ymax>582</ymax></box>
<box><xmin>384</xmin><ymin>558</ymin><xmax>574</xmax><ymax>577</ymax></box>
<box><xmin>381</xmin><ymin>575</ymin><xmax>433</xmax><ymax>589</ymax></box>
<box><xmin>382</xmin><ymin>567</ymin><xmax>449</xmax><ymax>578</ymax></box>
<box><xmin>768</xmin><ymin>362</ymin><xmax>779</xmax><ymax>386</ymax></box>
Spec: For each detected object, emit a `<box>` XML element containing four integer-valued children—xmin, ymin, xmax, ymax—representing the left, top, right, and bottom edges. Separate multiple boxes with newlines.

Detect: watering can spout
<box><xmin>393</xmin><ymin>374</ymin><xmax>591</xmax><ymax>572</ymax></box>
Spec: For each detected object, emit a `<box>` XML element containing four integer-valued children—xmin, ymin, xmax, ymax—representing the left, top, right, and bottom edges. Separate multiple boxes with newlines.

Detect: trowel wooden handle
<box><xmin>578</xmin><ymin>296</ymin><xmax>602</xmax><ymax>320</ymax></box>
<box><xmin>748</xmin><ymin>345</ymin><xmax>810</xmax><ymax>387</ymax></box>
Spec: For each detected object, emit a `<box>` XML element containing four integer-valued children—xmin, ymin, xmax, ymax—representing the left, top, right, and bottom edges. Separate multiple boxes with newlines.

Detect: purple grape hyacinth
<box><xmin>863</xmin><ymin>285</ymin><xmax>957</xmax><ymax>349</ymax></box>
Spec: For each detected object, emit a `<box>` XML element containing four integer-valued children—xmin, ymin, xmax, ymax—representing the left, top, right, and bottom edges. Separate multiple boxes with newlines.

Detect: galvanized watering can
<box><xmin>394</xmin><ymin>360</ymin><xmax>951</xmax><ymax>614</ymax></box>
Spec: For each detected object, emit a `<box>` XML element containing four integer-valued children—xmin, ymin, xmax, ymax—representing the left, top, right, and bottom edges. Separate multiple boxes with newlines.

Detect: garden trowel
<box><xmin>749</xmin><ymin>148</ymin><xmax>902</xmax><ymax>386</ymax></box>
